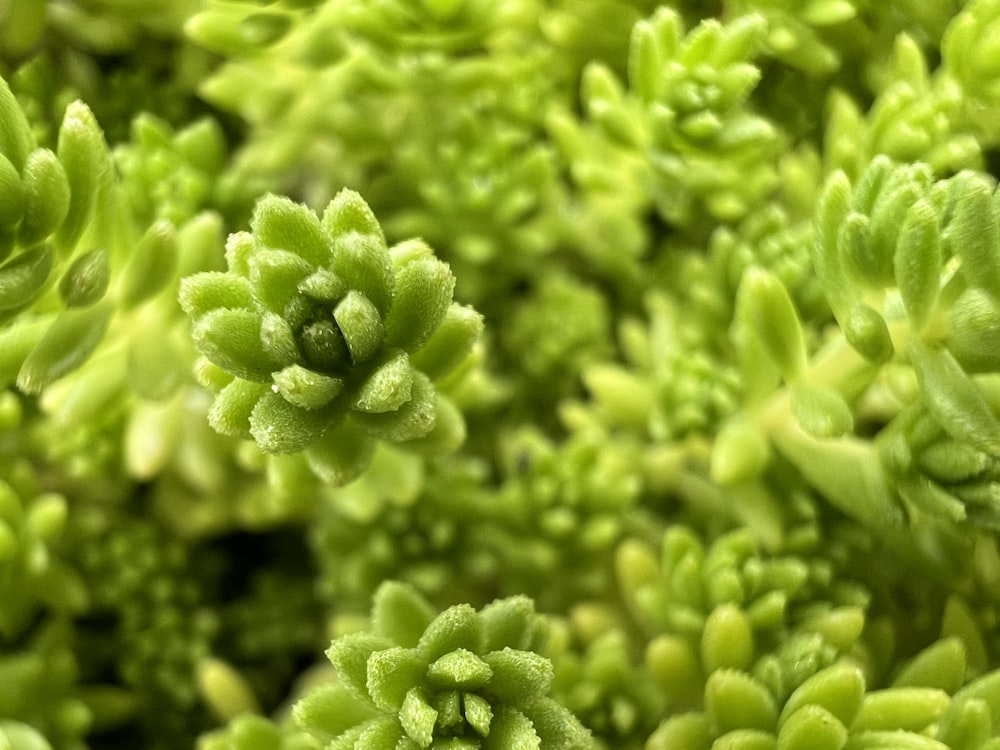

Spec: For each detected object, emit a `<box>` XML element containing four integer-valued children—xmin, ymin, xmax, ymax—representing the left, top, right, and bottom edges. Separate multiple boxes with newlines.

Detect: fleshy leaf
<box><xmin>367</xmin><ymin>647</ymin><xmax>428</xmax><ymax>711</ymax></box>
<box><xmin>252</xmin><ymin>194</ymin><xmax>331</xmax><ymax>267</ymax></box>
<box><xmin>17</xmin><ymin>302</ymin><xmax>112</xmax><ymax>394</ymax></box>
<box><xmin>353</xmin><ymin>351</ymin><xmax>414</xmax><ymax>414</ymax></box>
<box><xmin>248</xmin><ymin>390</ymin><xmax>335</xmax><ymax>452</ymax></box>
<box><xmin>372</xmin><ymin>582</ymin><xmax>437</xmax><ymax>648</ymax></box>
<box><xmin>352</xmin><ymin>371</ymin><xmax>437</xmax><ymax>441</ymax></box>
<box><xmin>383</xmin><ymin>251</ymin><xmax>455</xmax><ymax>353</ymax></box>
<box><xmin>0</xmin><ymin>245</ymin><xmax>53</xmax><ymax>311</ymax></box>
<box><xmin>427</xmin><ymin>650</ymin><xmax>493</xmax><ymax>691</ymax></box>
<box><xmin>59</xmin><ymin>248</ymin><xmax>110</xmax><ymax>308</ymax></box>
<box><xmin>17</xmin><ymin>148</ymin><xmax>70</xmax><ymax>247</ymax></box>
<box><xmin>305</xmin><ymin>419</ymin><xmax>376</xmax><ymax>485</ymax></box>
<box><xmin>179</xmin><ymin>271</ymin><xmax>255</xmax><ymax>319</ymax></box>
<box><xmin>409</xmin><ymin>304</ymin><xmax>484</xmax><ymax>381</ymax></box>
<box><xmin>293</xmin><ymin>682</ymin><xmax>379</xmax><ymax>740</ymax></box>
<box><xmin>193</xmin><ymin>308</ymin><xmax>279</xmax><ymax>382</ymax></box>
<box><xmin>334</xmin><ymin>290</ymin><xmax>384</xmax><ymax>364</ymax></box>
<box><xmin>911</xmin><ymin>341</ymin><xmax>1000</xmax><ymax>454</ymax></box>
<box><xmin>705</xmin><ymin>670</ymin><xmax>778</xmax><ymax>733</ymax></box>
<box><xmin>119</xmin><ymin>219</ymin><xmax>178</xmax><ymax>308</ymax></box>
<box><xmin>56</xmin><ymin>101</ymin><xmax>105</xmax><ymax>253</ymax></box>
<box><xmin>418</xmin><ymin>603</ymin><xmax>483</xmax><ymax>661</ymax></box>
<box><xmin>483</xmin><ymin>707</ymin><xmax>541</xmax><ymax>750</ymax></box>
<box><xmin>482</xmin><ymin>648</ymin><xmax>553</xmax><ymax>703</ymax></box>
<box><xmin>273</xmin><ymin>364</ymin><xmax>343</xmax><ymax>410</ymax></box>
<box><xmin>400</xmin><ymin>688</ymin><xmax>437</xmax><ymax>748</ymax></box>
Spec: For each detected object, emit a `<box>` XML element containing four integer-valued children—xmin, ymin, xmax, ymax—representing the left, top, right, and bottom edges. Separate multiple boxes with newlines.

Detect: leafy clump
<box><xmin>180</xmin><ymin>189</ymin><xmax>481</xmax><ymax>482</ymax></box>
<box><xmin>293</xmin><ymin>581</ymin><xmax>593</xmax><ymax>749</ymax></box>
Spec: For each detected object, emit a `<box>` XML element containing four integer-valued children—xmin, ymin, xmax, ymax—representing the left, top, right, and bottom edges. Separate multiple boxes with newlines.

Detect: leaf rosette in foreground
<box><xmin>180</xmin><ymin>189</ymin><xmax>482</xmax><ymax>483</ymax></box>
<box><xmin>294</xmin><ymin>581</ymin><xmax>593</xmax><ymax>749</ymax></box>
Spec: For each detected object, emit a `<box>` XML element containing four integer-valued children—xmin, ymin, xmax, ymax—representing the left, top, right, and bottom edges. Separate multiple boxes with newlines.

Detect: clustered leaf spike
<box><xmin>181</xmin><ymin>189</ymin><xmax>478</xmax><ymax>479</ymax></box>
<box><xmin>294</xmin><ymin>582</ymin><xmax>592</xmax><ymax>749</ymax></box>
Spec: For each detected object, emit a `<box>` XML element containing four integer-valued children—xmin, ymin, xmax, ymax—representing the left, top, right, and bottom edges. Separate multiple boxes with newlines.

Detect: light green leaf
<box><xmin>208</xmin><ymin>378</ymin><xmax>268</xmax><ymax>439</ymax></box>
<box><xmin>480</xmin><ymin>596</ymin><xmax>542</xmax><ymax>653</ymax></box>
<box><xmin>248</xmin><ymin>248</ymin><xmax>314</xmax><ymax>314</ymax></box>
<box><xmin>790</xmin><ymin>384</ymin><xmax>854</xmax><ymax>439</ymax></box>
<box><xmin>366</xmin><ymin>647</ymin><xmax>427</xmax><ymax>711</ymax></box>
<box><xmin>705</xmin><ymin>669</ymin><xmax>778</xmax><ymax>733</ymax></box>
<box><xmin>776</xmin><ymin>705</ymin><xmax>845</xmax><ymax>750</ymax></box>
<box><xmin>701</xmin><ymin>603</ymin><xmax>754</xmax><ymax>673</ymax></box>
<box><xmin>304</xmin><ymin>419</ymin><xmax>374</xmax><ymax>485</ymax></box>
<box><xmin>409</xmin><ymin>304</ymin><xmax>483</xmax><ymax>381</ymax></box>
<box><xmin>352</xmin><ymin>371</ymin><xmax>437</xmax><ymax>442</ymax></box>
<box><xmin>894</xmin><ymin>199</ymin><xmax>942</xmax><ymax>331</ymax></box>
<box><xmin>60</xmin><ymin>248</ymin><xmax>110</xmax><ymax>307</ymax></box>
<box><xmin>56</xmin><ymin>101</ymin><xmax>105</xmax><ymax>253</ymax></box>
<box><xmin>742</xmin><ymin>267</ymin><xmax>806</xmax><ymax>383</ymax></box>
<box><xmin>427</xmin><ymin>649</ymin><xmax>492</xmax><ymax>691</ymax></box>
<box><xmin>482</xmin><ymin>648</ymin><xmax>553</xmax><ymax>703</ymax></box>
<box><xmin>353</xmin><ymin>351</ymin><xmax>414</xmax><ymax>414</ymax></box>
<box><xmin>854</xmin><ymin>688</ymin><xmax>951</xmax><ymax>732</ymax></box>
<box><xmin>371</xmin><ymin>581</ymin><xmax>436</xmax><ymax>648</ymax></box>
<box><xmin>273</xmin><ymin>364</ymin><xmax>342</xmax><ymax>410</ymax></box>
<box><xmin>248</xmin><ymin>390</ymin><xmax>333</xmax><ymax>452</ymax></box>
<box><xmin>892</xmin><ymin>637</ymin><xmax>967</xmax><ymax>692</ymax></box>
<box><xmin>0</xmin><ymin>245</ymin><xmax>53</xmax><ymax>311</ymax></box>
<box><xmin>778</xmin><ymin>662</ymin><xmax>865</xmax><ymax>729</ymax></box>
<box><xmin>911</xmin><ymin>341</ymin><xmax>1000</xmax><ymax>454</ymax></box>
<box><xmin>179</xmin><ymin>271</ymin><xmax>254</xmax><ymax>319</ymax></box>
<box><xmin>251</xmin><ymin>194</ymin><xmax>331</xmax><ymax>267</ymax></box>
<box><xmin>0</xmin><ymin>154</ymin><xmax>23</xmax><ymax>230</ymax></box>
<box><xmin>193</xmin><ymin>308</ymin><xmax>279</xmax><ymax>382</ymax></box>
<box><xmin>483</xmin><ymin>707</ymin><xmax>540</xmax><ymax>750</ymax></box>
<box><xmin>120</xmin><ymin>219</ymin><xmax>177</xmax><ymax>308</ymax></box>
<box><xmin>383</xmin><ymin>253</ymin><xmax>455</xmax><ymax>354</ymax></box>
<box><xmin>400</xmin><ymin>688</ymin><xmax>437</xmax><ymax>748</ymax></box>
<box><xmin>17</xmin><ymin>148</ymin><xmax>70</xmax><ymax>247</ymax></box>
<box><xmin>292</xmin><ymin>682</ymin><xmax>378</xmax><ymax>740</ymax></box>
<box><xmin>418</xmin><ymin>603</ymin><xmax>482</xmax><ymax>661</ymax></box>
<box><xmin>335</xmin><ymin>290</ymin><xmax>384</xmax><ymax>364</ymax></box>
<box><xmin>950</xmin><ymin>174</ymin><xmax>1000</xmax><ymax>298</ymax></box>
<box><xmin>17</xmin><ymin>302</ymin><xmax>112</xmax><ymax>394</ymax></box>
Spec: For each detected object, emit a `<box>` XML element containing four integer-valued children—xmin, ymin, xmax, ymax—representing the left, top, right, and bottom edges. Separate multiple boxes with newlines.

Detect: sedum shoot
<box><xmin>3</xmin><ymin>1</ymin><xmax>1000</xmax><ymax>749</ymax></box>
